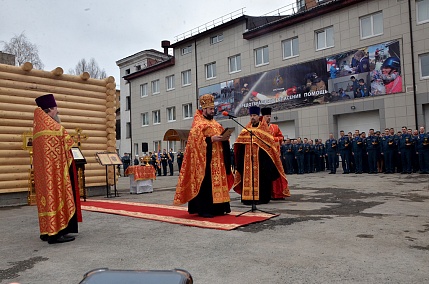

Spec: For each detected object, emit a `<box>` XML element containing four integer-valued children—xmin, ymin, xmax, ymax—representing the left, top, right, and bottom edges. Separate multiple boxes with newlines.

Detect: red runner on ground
<box><xmin>81</xmin><ymin>199</ymin><xmax>278</xmax><ymax>230</ymax></box>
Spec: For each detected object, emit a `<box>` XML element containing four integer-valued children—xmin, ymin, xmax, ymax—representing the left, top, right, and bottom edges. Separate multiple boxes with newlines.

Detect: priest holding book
<box><xmin>174</xmin><ymin>94</ymin><xmax>234</xmax><ymax>218</ymax></box>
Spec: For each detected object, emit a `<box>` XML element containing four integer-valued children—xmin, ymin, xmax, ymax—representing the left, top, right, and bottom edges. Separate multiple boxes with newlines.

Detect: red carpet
<box><xmin>81</xmin><ymin>199</ymin><xmax>278</xmax><ymax>230</ymax></box>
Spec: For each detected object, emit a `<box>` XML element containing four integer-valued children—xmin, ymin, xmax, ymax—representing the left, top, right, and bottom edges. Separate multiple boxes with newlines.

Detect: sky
<box><xmin>0</xmin><ymin>0</ymin><xmax>295</xmax><ymax>88</ymax></box>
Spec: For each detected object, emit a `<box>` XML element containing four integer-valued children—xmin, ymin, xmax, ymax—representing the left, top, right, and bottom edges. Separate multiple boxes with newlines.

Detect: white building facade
<box><xmin>116</xmin><ymin>50</ymin><xmax>171</xmax><ymax>156</ymax></box>
<box><xmin>121</xmin><ymin>0</ymin><xmax>429</xmax><ymax>158</ymax></box>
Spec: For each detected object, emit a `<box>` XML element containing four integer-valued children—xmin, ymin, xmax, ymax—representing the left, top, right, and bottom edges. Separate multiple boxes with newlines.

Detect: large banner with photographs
<box><xmin>199</xmin><ymin>40</ymin><xmax>402</xmax><ymax>120</ymax></box>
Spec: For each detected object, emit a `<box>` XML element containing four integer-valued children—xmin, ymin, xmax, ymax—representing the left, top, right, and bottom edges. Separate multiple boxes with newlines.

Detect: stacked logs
<box><xmin>0</xmin><ymin>62</ymin><xmax>117</xmax><ymax>195</ymax></box>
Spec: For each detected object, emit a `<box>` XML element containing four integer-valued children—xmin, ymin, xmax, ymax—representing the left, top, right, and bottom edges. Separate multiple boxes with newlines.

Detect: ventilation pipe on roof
<box><xmin>161</xmin><ymin>40</ymin><xmax>171</xmax><ymax>55</ymax></box>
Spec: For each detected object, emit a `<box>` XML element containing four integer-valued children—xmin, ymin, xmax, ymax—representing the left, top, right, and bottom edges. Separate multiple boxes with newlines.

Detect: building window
<box><xmin>125</xmin><ymin>68</ymin><xmax>130</xmax><ymax>75</ymax></box>
<box><xmin>141</xmin><ymin>112</ymin><xmax>149</xmax><ymax>126</ymax></box>
<box><xmin>134</xmin><ymin>143</ymin><xmax>139</xmax><ymax>157</ymax></box>
<box><xmin>255</xmin><ymin>46</ymin><xmax>269</xmax><ymax>66</ymax></box>
<box><xmin>151</xmin><ymin>80</ymin><xmax>160</xmax><ymax>94</ymax></box>
<box><xmin>182</xmin><ymin>70</ymin><xmax>191</xmax><ymax>86</ymax></box>
<box><xmin>282</xmin><ymin>37</ymin><xmax>299</xmax><ymax>59</ymax></box>
<box><xmin>420</xmin><ymin>53</ymin><xmax>429</xmax><ymax>79</ymax></box>
<box><xmin>135</xmin><ymin>65</ymin><xmax>141</xmax><ymax>71</ymax></box>
<box><xmin>183</xmin><ymin>103</ymin><xmax>193</xmax><ymax>119</ymax></box>
<box><xmin>152</xmin><ymin>110</ymin><xmax>161</xmax><ymax>124</ymax></box>
<box><xmin>417</xmin><ymin>0</ymin><xmax>429</xmax><ymax>24</ymax></box>
<box><xmin>316</xmin><ymin>26</ymin><xmax>334</xmax><ymax>50</ymax></box>
<box><xmin>140</xmin><ymin>83</ymin><xmax>148</xmax><ymax>98</ymax></box>
<box><xmin>167</xmin><ymin>141</ymin><xmax>176</xmax><ymax>152</ymax></box>
<box><xmin>205</xmin><ymin>62</ymin><xmax>216</xmax><ymax>79</ymax></box>
<box><xmin>166</xmin><ymin>75</ymin><xmax>175</xmax><ymax>91</ymax></box>
<box><xmin>153</xmin><ymin>140</ymin><xmax>162</xmax><ymax>153</ymax></box>
<box><xmin>360</xmin><ymin>12</ymin><xmax>383</xmax><ymax>39</ymax></box>
<box><xmin>126</xmin><ymin>122</ymin><xmax>131</xmax><ymax>138</ymax></box>
<box><xmin>297</xmin><ymin>0</ymin><xmax>305</xmax><ymax>10</ymax></box>
<box><xmin>181</xmin><ymin>45</ymin><xmax>192</xmax><ymax>55</ymax></box>
<box><xmin>167</xmin><ymin>107</ymin><xmax>176</xmax><ymax>122</ymax></box>
<box><xmin>228</xmin><ymin>54</ymin><xmax>241</xmax><ymax>73</ymax></box>
<box><xmin>125</xmin><ymin>96</ymin><xmax>131</xmax><ymax>111</ymax></box>
<box><xmin>210</xmin><ymin>34</ymin><xmax>223</xmax><ymax>44</ymax></box>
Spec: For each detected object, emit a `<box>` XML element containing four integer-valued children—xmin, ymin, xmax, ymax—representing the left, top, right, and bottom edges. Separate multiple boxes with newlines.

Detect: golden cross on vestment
<box><xmin>71</xmin><ymin>128</ymin><xmax>88</xmax><ymax>148</ymax></box>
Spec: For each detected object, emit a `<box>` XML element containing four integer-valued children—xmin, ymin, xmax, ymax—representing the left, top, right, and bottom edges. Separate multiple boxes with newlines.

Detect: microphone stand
<box><xmin>225</xmin><ymin>115</ymin><xmax>275</xmax><ymax>217</ymax></box>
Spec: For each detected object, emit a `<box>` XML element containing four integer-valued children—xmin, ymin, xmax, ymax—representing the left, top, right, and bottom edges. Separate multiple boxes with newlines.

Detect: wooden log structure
<box><xmin>0</xmin><ymin>62</ymin><xmax>117</xmax><ymax>196</ymax></box>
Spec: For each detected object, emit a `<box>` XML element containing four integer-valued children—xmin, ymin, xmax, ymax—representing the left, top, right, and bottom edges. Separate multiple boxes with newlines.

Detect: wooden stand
<box><xmin>95</xmin><ymin>152</ymin><xmax>122</xmax><ymax>198</ymax></box>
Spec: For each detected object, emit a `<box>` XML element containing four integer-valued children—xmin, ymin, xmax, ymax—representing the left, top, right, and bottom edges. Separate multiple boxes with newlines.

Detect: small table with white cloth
<box><xmin>125</xmin><ymin>165</ymin><xmax>156</xmax><ymax>194</ymax></box>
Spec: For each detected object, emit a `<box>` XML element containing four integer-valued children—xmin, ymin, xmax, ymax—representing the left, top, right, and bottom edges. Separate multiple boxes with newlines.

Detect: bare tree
<box><xmin>68</xmin><ymin>58</ymin><xmax>107</xmax><ymax>79</ymax></box>
<box><xmin>1</xmin><ymin>32</ymin><xmax>44</xmax><ymax>69</ymax></box>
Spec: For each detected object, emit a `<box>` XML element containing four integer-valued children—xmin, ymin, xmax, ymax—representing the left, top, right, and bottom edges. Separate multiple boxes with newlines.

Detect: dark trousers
<box><xmin>353</xmin><ymin>152</ymin><xmax>362</xmax><ymax>173</ymax></box>
<box><xmin>178</xmin><ymin>162</ymin><xmax>182</xmax><ymax>172</ymax></box>
<box><xmin>340</xmin><ymin>151</ymin><xmax>350</xmax><ymax>173</ymax></box>
<box><xmin>316</xmin><ymin>155</ymin><xmax>324</xmax><ymax>172</ymax></box>
<box><xmin>161</xmin><ymin>162</ymin><xmax>167</xmax><ymax>176</ymax></box>
<box><xmin>168</xmin><ymin>161</ymin><xmax>173</xmax><ymax>175</ymax></box>
<box><xmin>296</xmin><ymin>155</ymin><xmax>304</xmax><ymax>174</ymax></box>
<box><xmin>304</xmin><ymin>153</ymin><xmax>310</xmax><ymax>173</ymax></box>
<box><xmin>309</xmin><ymin>154</ymin><xmax>314</xmax><ymax>173</ymax></box>
<box><xmin>286</xmin><ymin>155</ymin><xmax>294</xmax><ymax>174</ymax></box>
<box><xmin>384</xmin><ymin>151</ymin><xmax>394</xmax><ymax>173</ymax></box>
<box><xmin>401</xmin><ymin>149</ymin><xmax>412</xmax><ymax>173</ymax></box>
<box><xmin>412</xmin><ymin>152</ymin><xmax>420</xmax><ymax>172</ymax></box>
<box><xmin>367</xmin><ymin>150</ymin><xmax>377</xmax><ymax>173</ymax></box>
<box><xmin>327</xmin><ymin>153</ymin><xmax>336</xmax><ymax>173</ymax></box>
<box><xmin>418</xmin><ymin>150</ymin><xmax>429</xmax><ymax>173</ymax></box>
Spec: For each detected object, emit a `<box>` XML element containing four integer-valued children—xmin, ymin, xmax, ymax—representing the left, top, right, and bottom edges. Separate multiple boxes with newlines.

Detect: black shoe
<box><xmin>48</xmin><ymin>235</ymin><xmax>75</xmax><ymax>244</ymax></box>
<box><xmin>329</xmin><ymin>172</ymin><xmax>335</xmax><ymax>174</ymax></box>
<box><xmin>271</xmin><ymin>197</ymin><xmax>285</xmax><ymax>201</ymax></box>
<box><xmin>198</xmin><ymin>213</ymin><xmax>214</xmax><ymax>218</ymax></box>
<box><xmin>40</xmin><ymin>235</ymin><xmax>48</xmax><ymax>242</ymax></box>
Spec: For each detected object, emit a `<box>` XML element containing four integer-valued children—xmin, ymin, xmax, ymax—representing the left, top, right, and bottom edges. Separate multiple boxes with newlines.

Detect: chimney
<box><xmin>161</xmin><ymin>40</ymin><xmax>171</xmax><ymax>55</ymax></box>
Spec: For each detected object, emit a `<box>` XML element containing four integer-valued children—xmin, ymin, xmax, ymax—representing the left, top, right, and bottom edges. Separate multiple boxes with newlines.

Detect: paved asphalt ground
<box><xmin>1</xmin><ymin>170</ymin><xmax>428</xmax><ymax>284</ymax></box>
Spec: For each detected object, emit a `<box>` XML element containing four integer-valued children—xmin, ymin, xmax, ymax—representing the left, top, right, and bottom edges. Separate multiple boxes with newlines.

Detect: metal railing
<box><xmin>174</xmin><ymin>8</ymin><xmax>245</xmax><ymax>42</ymax></box>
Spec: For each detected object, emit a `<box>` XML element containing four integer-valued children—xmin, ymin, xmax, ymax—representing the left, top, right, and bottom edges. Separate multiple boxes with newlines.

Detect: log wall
<box><xmin>0</xmin><ymin>62</ymin><xmax>117</xmax><ymax>195</ymax></box>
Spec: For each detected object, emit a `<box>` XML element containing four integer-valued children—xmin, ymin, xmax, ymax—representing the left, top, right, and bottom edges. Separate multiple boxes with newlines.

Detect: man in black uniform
<box><xmin>398</xmin><ymin>126</ymin><xmax>413</xmax><ymax>174</ymax></box>
<box><xmin>351</xmin><ymin>130</ymin><xmax>363</xmax><ymax>174</ymax></box>
<box><xmin>161</xmin><ymin>149</ymin><xmax>169</xmax><ymax>176</ymax></box>
<box><xmin>325</xmin><ymin>133</ymin><xmax>338</xmax><ymax>174</ymax></box>
<box><xmin>283</xmin><ymin>138</ymin><xmax>295</xmax><ymax>174</ymax></box>
<box><xmin>381</xmin><ymin>128</ymin><xmax>395</xmax><ymax>174</ymax></box>
<box><xmin>168</xmin><ymin>148</ymin><xmax>174</xmax><ymax>176</ymax></box>
<box><xmin>295</xmin><ymin>137</ymin><xmax>305</xmax><ymax>174</ymax></box>
<box><xmin>176</xmin><ymin>149</ymin><xmax>184</xmax><ymax>173</ymax></box>
<box><xmin>303</xmin><ymin>138</ymin><xmax>311</xmax><ymax>173</ymax></box>
<box><xmin>308</xmin><ymin>139</ymin><xmax>315</xmax><ymax>173</ymax></box>
<box><xmin>417</xmin><ymin>126</ymin><xmax>429</xmax><ymax>174</ymax></box>
<box><xmin>338</xmin><ymin>130</ymin><xmax>351</xmax><ymax>174</ymax></box>
<box><xmin>366</xmin><ymin>129</ymin><xmax>379</xmax><ymax>174</ymax></box>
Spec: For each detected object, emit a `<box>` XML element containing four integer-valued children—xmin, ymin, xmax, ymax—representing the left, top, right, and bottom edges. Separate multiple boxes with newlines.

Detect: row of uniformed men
<box><xmin>279</xmin><ymin>126</ymin><xmax>429</xmax><ymax>175</ymax></box>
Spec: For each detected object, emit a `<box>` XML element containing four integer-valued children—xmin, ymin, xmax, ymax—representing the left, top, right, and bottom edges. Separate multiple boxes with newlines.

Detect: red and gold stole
<box><xmin>174</xmin><ymin>110</ymin><xmax>233</xmax><ymax>205</ymax></box>
<box><xmin>33</xmin><ymin>108</ymin><xmax>76</xmax><ymax>235</ymax></box>
<box><xmin>233</xmin><ymin>120</ymin><xmax>289</xmax><ymax>200</ymax></box>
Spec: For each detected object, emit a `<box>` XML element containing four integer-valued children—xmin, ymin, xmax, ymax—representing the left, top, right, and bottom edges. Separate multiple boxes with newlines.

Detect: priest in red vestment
<box><xmin>174</xmin><ymin>94</ymin><xmax>233</xmax><ymax>217</ymax></box>
<box><xmin>33</xmin><ymin>94</ymin><xmax>82</xmax><ymax>244</ymax></box>
<box><xmin>233</xmin><ymin>106</ymin><xmax>289</xmax><ymax>204</ymax></box>
<box><xmin>261</xmin><ymin>107</ymin><xmax>284</xmax><ymax>148</ymax></box>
